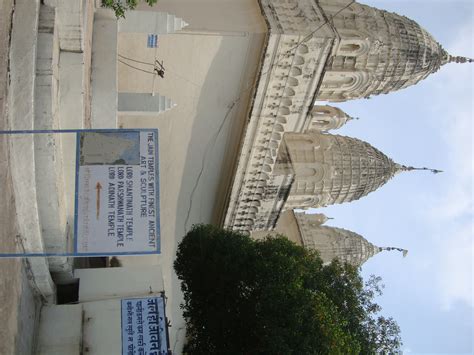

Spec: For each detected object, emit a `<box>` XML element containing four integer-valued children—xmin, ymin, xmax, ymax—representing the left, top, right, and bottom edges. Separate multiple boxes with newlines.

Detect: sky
<box><xmin>310</xmin><ymin>1</ymin><xmax>473</xmax><ymax>353</ymax></box>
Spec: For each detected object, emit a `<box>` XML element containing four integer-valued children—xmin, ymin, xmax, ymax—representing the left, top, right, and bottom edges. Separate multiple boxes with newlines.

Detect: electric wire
<box><xmin>118</xmin><ymin>53</ymin><xmax>155</xmax><ymax>67</ymax></box>
<box><xmin>119</xmin><ymin>53</ymin><xmax>202</xmax><ymax>88</ymax></box>
<box><xmin>117</xmin><ymin>59</ymin><xmax>156</xmax><ymax>75</ymax></box>
<box><xmin>183</xmin><ymin>100</ymin><xmax>238</xmax><ymax>231</ymax></box>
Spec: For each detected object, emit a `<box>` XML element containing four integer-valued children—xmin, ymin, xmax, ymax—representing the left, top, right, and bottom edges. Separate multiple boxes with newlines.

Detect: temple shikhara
<box><xmin>252</xmin><ymin>210</ymin><xmax>408</xmax><ymax>266</ymax></box>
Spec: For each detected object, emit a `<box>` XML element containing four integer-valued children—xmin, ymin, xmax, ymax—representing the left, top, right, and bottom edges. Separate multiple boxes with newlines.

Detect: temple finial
<box><xmin>380</xmin><ymin>247</ymin><xmax>408</xmax><ymax>257</ymax></box>
<box><xmin>448</xmin><ymin>55</ymin><xmax>474</xmax><ymax>64</ymax></box>
<box><xmin>306</xmin><ymin>213</ymin><xmax>332</xmax><ymax>226</ymax></box>
<box><xmin>396</xmin><ymin>164</ymin><xmax>443</xmax><ymax>174</ymax></box>
<box><xmin>347</xmin><ymin>115</ymin><xmax>360</xmax><ymax>121</ymax></box>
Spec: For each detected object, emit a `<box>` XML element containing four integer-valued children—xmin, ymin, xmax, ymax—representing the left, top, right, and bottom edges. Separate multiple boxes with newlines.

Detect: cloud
<box><xmin>436</xmin><ymin>224</ymin><xmax>473</xmax><ymax>309</ymax></box>
<box><xmin>421</xmin><ymin>27</ymin><xmax>473</xmax><ymax>310</ymax></box>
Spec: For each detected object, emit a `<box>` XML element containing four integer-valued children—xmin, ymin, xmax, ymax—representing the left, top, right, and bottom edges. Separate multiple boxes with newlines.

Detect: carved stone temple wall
<box><xmin>223</xmin><ymin>0</ymin><xmax>468</xmax><ymax>235</ymax></box>
<box><xmin>224</xmin><ymin>0</ymin><xmax>338</xmax><ymax>232</ymax></box>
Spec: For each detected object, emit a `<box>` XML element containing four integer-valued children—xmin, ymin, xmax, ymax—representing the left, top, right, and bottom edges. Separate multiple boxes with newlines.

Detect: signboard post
<box><xmin>0</xmin><ymin>129</ymin><xmax>160</xmax><ymax>258</ymax></box>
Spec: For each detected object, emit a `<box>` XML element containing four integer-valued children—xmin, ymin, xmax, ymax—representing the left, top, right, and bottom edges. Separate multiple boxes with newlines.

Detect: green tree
<box><xmin>174</xmin><ymin>225</ymin><xmax>402</xmax><ymax>354</ymax></box>
<box><xmin>101</xmin><ymin>0</ymin><xmax>158</xmax><ymax>18</ymax></box>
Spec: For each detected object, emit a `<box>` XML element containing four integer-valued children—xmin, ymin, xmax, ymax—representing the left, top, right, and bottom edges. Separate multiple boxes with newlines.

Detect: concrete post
<box><xmin>118</xmin><ymin>92</ymin><xmax>176</xmax><ymax>116</ymax></box>
<box><xmin>118</xmin><ymin>11</ymin><xmax>188</xmax><ymax>34</ymax></box>
<box><xmin>91</xmin><ymin>9</ymin><xmax>118</xmax><ymax>128</ymax></box>
<box><xmin>8</xmin><ymin>0</ymin><xmax>56</xmax><ymax>302</ymax></box>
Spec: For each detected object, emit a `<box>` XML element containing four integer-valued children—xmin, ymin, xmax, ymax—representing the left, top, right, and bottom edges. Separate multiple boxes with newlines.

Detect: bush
<box><xmin>102</xmin><ymin>0</ymin><xmax>158</xmax><ymax>18</ymax></box>
<box><xmin>174</xmin><ymin>225</ymin><xmax>402</xmax><ymax>354</ymax></box>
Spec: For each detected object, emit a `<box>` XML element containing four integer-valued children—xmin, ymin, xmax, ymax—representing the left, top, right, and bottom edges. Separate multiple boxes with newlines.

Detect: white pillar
<box><xmin>118</xmin><ymin>11</ymin><xmax>188</xmax><ymax>34</ymax></box>
<box><xmin>35</xmin><ymin>5</ymin><xmax>73</xmax><ymax>279</ymax></box>
<box><xmin>8</xmin><ymin>0</ymin><xmax>56</xmax><ymax>302</ymax></box>
<box><xmin>118</xmin><ymin>92</ymin><xmax>176</xmax><ymax>116</ymax></box>
<box><xmin>91</xmin><ymin>9</ymin><xmax>118</xmax><ymax>128</ymax></box>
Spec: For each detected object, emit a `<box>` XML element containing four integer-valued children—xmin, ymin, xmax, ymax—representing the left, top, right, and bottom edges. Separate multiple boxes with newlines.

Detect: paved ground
<box><xmin>0</xmin><ymin>0</ymin><xmax>40</xmax><ymax>353</ymax></box>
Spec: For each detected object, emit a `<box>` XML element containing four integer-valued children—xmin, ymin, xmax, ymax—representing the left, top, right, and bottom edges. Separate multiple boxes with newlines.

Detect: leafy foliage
<box><xmin>101</xmin><ymin>0</ymin><xmax>158</xmax><ymax>18</ymax></box>
<box><xmin>174</xmin><ymin>225</ymin><xmax>402</xmax><ymax>354</ymax></box>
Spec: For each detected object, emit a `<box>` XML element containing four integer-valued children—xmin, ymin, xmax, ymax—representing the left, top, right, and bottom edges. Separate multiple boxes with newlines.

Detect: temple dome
<box><xmin>279</xmin><ymin>132</ymin><xmax>405</xmax><ymax>208</ymax></box>
<box><xmin>252</xmin><ymin>210</ymin><xmax>408</xmax><ymax>267</ymax></box>
<box><xmin>300</xmin><ymin>224</ymin><xmax>381</xmax><ymax>266</ymax></box>
<box><xmin>292</xmin><ymin>212</ymin><xmax>408</xmax><ymax>266</ymax></box>
<box><xmin>306</xmin><ymin>105</ymin><xmax>357</xmax><ymax>132</ymax></box>
<box><xmin>293</xmin><ymin>211</ymin><xmax>381</xmax><ymax>266</ymax></box>
<box><xmin>317</xmin><ymin>1</ymin><xmax>471</xmax><ymax>101</ymax></box>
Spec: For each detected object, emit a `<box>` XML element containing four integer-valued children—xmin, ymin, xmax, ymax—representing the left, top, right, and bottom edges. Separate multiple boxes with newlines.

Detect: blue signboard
<box><xmin>121</xmin><ymin>296</ymin><xmax>169</xmax><ymax>355</ymax></box>
<box><xmin>147</xmin><ymin>34</ymin><xmax>158</xmax><ymax>48</ymax></box>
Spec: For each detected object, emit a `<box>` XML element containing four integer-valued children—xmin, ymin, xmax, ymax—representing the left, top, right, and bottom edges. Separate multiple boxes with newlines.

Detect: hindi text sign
<box><xmin>121</xmin><ymin>296</ymin><xmax>168</xmax><ymax>355</ymax></box>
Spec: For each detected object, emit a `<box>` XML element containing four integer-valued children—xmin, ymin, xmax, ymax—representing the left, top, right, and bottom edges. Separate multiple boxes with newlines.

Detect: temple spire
<box><xmin>346</xmin><ymin>115</ymin><xmax>360</xmax><ymax>122</ymax></box>
<box><xmin>448</xmin><ymin>55</ymin><xmax>474</xmax><ymax>64</ymax></box>
<box><xmin>395</xmin><ymin>164</ymin><xmax>443</xmax><ymax>175</ymax></box>
<box><xmin>380</xmin><ymin>247</ymin><xmax>408</xmax><ymax>258</ymax></box>
<box><xmin>441</xmin><ymin>50</ymin><xmax>474</xmax><ymax>65</ymax></box>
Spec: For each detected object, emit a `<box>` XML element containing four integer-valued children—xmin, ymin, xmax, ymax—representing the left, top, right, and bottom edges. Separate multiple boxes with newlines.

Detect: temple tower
<box><xmin>252</xmin><ymin>211</ymin><xmax>408</xmax><ymax>266</ymax></box>
<box><xmin>223</xmin><ymin>0</ymin><xmax>456</xmax><ymax>233</ymax></box>
<box><xmin>316</xmin><ymin>0</ymin><xmax>472</xmax><ymax>101</ymax></box>
<box><xmin>294</xmin><ymin>212</ymin><xmax>383</xmax><ymax>266</ymax></box>
<box><xmin>244</xmin><ymin>131</ymin><xmax>441</xmax><ymax>231</ymax></box>
<box><xmin>305</xmin><ymin>105</ymin><xmax>356</xmax><ymax>132</ymax></box>
<box><xmin>278</xmin><ymin>132</ymin><xmax>401</xmax><ymax>209</ymax></box>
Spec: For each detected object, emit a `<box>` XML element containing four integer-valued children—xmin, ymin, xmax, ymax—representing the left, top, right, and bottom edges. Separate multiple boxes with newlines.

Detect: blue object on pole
<box><xmin>147</xmin><ymin>34</ymin><xmax>158</xmax><ymax>48</ymax></box>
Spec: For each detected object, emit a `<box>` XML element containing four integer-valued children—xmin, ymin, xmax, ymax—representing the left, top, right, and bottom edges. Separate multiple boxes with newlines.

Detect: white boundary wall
<box><xmin>8</xmin><ymin>0</ymin><xmax>55</xmax><ymax>302</ymax></box>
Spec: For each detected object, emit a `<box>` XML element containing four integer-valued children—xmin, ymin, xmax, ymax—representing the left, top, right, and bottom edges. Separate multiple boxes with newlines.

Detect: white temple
<box><xmin>222</xmin><ymin>0</ymin><xmax>462</xmax><ymax>235</ymax></box>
